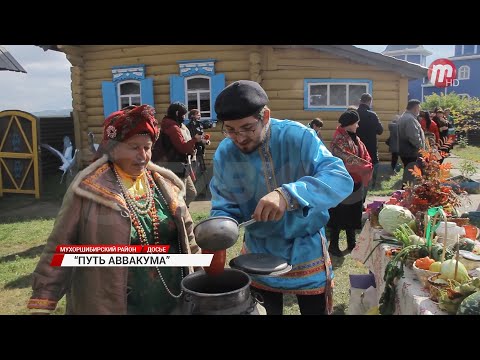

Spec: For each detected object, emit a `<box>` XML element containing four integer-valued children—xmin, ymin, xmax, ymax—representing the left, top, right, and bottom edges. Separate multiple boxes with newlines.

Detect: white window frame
<box><xmin>117</xmin><ymin>80</ymin><xmax>141</xmax><ymax>109</ymax></box>
<box><xmin>458</xmin><ymin>65</ymin><xmax>470</xmax><ymax>80</ymax></box>
<box><xmin>185</xmin><ymin>75</ymin><xmax>212</xmax><ymax>119</ymax></box>
<box><xmin>306</xmin><ymin>81</ymin><xmax>371</xmax><ymax>110</ymax></box>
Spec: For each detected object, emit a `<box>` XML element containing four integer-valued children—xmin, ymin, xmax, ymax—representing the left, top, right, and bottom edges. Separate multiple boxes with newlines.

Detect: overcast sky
<box><xmin>0</xmin><ymin>45</ymin><xmax>455</xmax><ymax>113</ymax></box>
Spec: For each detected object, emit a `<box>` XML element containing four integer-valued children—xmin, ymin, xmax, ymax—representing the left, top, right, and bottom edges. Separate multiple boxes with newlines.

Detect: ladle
<box><xmin>193</xmin><ymin>216</ymin><xmax>256</xmax><ymax>251</ymax></box>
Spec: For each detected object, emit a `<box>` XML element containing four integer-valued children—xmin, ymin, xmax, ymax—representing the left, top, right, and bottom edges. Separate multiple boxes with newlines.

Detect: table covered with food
<box><xmin>350</xmin><ymin>148</ymin><xmax>480</xmax><ymax>315</ymax></box>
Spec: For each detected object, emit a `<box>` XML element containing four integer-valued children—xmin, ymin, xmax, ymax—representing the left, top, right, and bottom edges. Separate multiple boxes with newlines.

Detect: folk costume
<box><xmin>28</xmin><ymin>105</ymin><xmax>200</xmax><ymax>315</ymax></box>
<box><xmin>211</xmin><ymin>82</ymin><xmax>353</xmax><ymax>313</ymax></box>
<box><xmin>211</xmin><ymin>117</ymin><xmax>353</xmax><ymax>299</ymax></box>
<box><xmin>328</xmin><ymin>111</ymin><xmax>373</xmax><ymax>255</ymax></box>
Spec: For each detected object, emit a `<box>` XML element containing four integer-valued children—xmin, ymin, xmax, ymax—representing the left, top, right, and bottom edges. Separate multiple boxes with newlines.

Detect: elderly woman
<box><xmin>327</xmin><ymin>110</ymin><xmax>373</xmax><ymax>257</ymax></box>
<box><xmin>27</xmin><ymin>105</ymin><xmax>200</xmax><ymax>315</ymax></box>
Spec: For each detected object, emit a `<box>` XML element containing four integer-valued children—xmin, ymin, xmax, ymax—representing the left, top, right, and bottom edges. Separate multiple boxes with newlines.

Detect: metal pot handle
<box><xmin>250</xmin><ymin>290</ymin><xmax>264</xmax><ymax>305</ymax></box>
<box><xmin>183</xmin><ymin>293</ymin><xmax>197</xmax><ymax>315</ymax></box>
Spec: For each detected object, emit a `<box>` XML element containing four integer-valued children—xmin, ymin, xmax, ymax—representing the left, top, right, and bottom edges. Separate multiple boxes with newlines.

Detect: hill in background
<box><xmin>32</xmin><ymin>109</ymin><xmax>72</xmax><ymax>117</ymax></box>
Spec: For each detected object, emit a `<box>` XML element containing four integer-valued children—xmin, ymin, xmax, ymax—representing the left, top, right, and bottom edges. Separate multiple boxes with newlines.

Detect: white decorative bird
<box><xmin>41</xmin><ymin>136</ymin><xmax>79</xmax><ymax>183</ymax></box>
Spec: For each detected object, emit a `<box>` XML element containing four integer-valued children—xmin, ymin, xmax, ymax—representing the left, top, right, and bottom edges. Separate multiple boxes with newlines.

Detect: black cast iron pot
<box><xmin>179</xmin><ymin>268</ymin><xmax>261</xmax><ymax>315</ymax></box>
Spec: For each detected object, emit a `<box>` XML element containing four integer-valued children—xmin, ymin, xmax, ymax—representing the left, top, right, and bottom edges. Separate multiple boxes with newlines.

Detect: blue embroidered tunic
<box><xmin>210</xmin><ymin>119</ymin><xmax>354</xmax><ymax>294</ymax></box>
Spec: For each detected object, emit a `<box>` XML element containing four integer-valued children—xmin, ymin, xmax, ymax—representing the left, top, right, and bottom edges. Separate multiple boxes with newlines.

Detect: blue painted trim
<box><xmin>303</xmin><ymin>78</ymin><xmax>373</xmax><ymax>111</ymax></box>
<box><xmin>210</xmin><ymin>73</ymin><xmax>225</xmax><ymax>122</ymax></box>
<box><xmin>170</xmin><ymin>75</ymin><xmax>185</xmax><ymax>104</ymax></box>
<box><xmin>140</xmin><ymin>78</ymin><xmax>154</xmax><ymax>107</ymax></box>
<box><xmin>101</xmin><ymin>81</ymin><xmax>118</xmax><ymax>118</ymax></box>
<box><xmin>178</xmin><ymin>59</ymin><xmax>217</xmax><ymax>77</ymax></box>
<box><xmin>112</xmin><ymin>64</ymin><xmax>146</xmax><ymax>82</ymax></box>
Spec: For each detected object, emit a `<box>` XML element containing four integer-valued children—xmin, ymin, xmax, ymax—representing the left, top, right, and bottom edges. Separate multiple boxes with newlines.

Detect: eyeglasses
<box><xmin>222</xmin><ymin>121</ymin><xmax>262</xmax><ymax>138</ymax></box>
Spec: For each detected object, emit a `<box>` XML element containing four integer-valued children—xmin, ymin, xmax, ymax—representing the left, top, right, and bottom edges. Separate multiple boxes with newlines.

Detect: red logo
<box><xmin>428</xmin><ymin>59</ymin><xmax>457</xmax><ymax>88</ymax></box>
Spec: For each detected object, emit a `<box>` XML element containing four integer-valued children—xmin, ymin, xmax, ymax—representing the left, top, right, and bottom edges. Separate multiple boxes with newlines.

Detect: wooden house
<box><xmin>42</xmin><ymin>45</ymin><xmax>427</xmax><ymax>164</ymax></box>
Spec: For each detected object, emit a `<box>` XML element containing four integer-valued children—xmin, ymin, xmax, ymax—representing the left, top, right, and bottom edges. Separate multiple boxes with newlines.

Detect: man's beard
<box><xmin>236</xmin><ymin>125</ymin><xmax>267</xmax><ymax>154</ymax></box>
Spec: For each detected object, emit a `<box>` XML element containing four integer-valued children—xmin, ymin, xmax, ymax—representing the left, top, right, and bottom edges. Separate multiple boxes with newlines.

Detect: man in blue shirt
<box><xmin>209</xmin><ymin>80</ymin><xmax>353</xmax><ymax>315</ymax></box>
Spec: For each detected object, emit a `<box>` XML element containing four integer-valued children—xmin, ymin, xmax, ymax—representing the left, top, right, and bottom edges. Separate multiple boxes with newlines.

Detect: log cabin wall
<box><xmin>60</xmin><ymin>45</ymin><xmax>411</xmax><ymax>166</ymax></box>
<box><xmin>65</xmin><ymin>45</ymin><xmax>258</xmax><ymax>166</ymax></box>
<box><xmin>262</xmin><ymin>46</ymin><xmax>408</xmax><ymax>161</ymax></box>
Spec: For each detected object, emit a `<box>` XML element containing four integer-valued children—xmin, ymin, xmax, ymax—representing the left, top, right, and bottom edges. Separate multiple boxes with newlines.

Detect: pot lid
<box><xmin>229</xmin><ymin>253</ymin><xmax>292</xmax><ymax>277</ymax></box>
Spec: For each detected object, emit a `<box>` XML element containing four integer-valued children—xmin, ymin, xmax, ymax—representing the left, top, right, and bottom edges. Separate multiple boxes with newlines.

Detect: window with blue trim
<box><xmin>170</xmin><ymin>59</ymin><xmax>225</xmax><ymax>122</ymax></box>
<box><xmin>186</xmin><ymin>76</ymin><xmax>211</xmax><ymax>119</ymax></box>
<box><xmin>101</xmin><ymin>64</ymin><xmax>154</xmax><ymax>118</ymax></box>
<box><xmin>118</xmin><ymin>81</ymin><xmax>141</xmax><ymax>107</ymax></box>
<box><xmin>304</xmin><ymin>79</ymin><xmax>372</xmax><ymax>111</ymax></box>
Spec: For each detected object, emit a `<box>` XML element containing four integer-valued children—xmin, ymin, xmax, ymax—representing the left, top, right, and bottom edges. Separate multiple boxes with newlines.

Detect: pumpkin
<box><xmin>456</xmin><ymin>291</ymin><xmax>480</xmax><ymax>315</ymax></box>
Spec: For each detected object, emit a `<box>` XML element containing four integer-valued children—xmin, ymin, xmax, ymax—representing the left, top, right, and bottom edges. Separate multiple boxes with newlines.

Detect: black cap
<box><xmin>167</xmin><ymin>102</ymin><xmax>188</xmax><ymax>118</ymax></box>
<box><xmin>214</xmin><ymin>80</ymin><xmax>269</xmax><ymax>121</ymax></box>
<box><xmin>339</xmin><ymin>110</ymin><xmax>360</xmax><ymax>127</ymax></box>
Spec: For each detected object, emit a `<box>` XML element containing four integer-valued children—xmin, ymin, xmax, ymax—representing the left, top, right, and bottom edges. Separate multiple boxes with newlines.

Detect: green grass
<box><xmin>452</xmin><ymin>145</ymin><xmax>480</xmax><ymax>163</ymax></box>
<box><xmin>0</xmin><ymin>212</ymin><xmax>367</xmax><ymax>315</ymax></box>
<box><xmin>369</xmin><ymin>168</ymin><xmax>404</xmax><ymax>197</ymax></box>
<box><xmin>0</xmin><ymin>218</ymin><xmax>66</xmax><ymax>314</ymax></box>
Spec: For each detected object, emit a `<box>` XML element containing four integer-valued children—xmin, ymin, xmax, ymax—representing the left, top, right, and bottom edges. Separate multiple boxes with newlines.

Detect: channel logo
<box><xmin>428</xmin><ymin>59</ymin><xmax>458</xmax><ymax>88</ymax></box>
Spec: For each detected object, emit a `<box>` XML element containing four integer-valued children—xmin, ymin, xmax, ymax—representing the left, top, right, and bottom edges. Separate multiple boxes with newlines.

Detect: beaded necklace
<box><xmin>113</xmin><ymin>165</ymin><xmax>183</xmax><ymax>298</ymax></box>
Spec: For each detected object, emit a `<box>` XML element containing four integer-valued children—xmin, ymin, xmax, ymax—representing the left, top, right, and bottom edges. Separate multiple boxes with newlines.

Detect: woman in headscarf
<box><xmin>419</xmin><ymin>110</ymin><xmax>440</xmax><ymax>147</ymax></box>
<box><xmin>327</xmin><ymin>109</ymin><xmax>373</xmax><ymax>257</ymax></box>
<box><xmin>27</xmin><ymin>104</ymin><xmax>200</xmax><ymax>315</ymax></box>
<box><xmin>432</xmin><ymin>107</ymin><xmax>454</xmax><ymax>162</ymax></box>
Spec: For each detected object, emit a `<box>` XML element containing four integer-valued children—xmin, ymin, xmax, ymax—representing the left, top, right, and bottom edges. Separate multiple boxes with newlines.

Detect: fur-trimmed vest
<box><xmin>28</xmin><ymin>155</ymin><xmax>199</xmax><ymax>315</ymax></box>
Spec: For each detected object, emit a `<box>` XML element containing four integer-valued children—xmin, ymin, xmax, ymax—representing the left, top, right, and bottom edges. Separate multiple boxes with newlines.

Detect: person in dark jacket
<box><xmin>356</xmin><ymin>93</ymin><xmax>383</xmax><ymax>189</ymax></box>
<box><xmin>397</xmin><ymin>99</ymin><xmax>425</xmax><ymax>187</ymax></box>
<box><xmin>151</xmin><ymin>102</ymin><xmax>203</xmax><ymax>206</ymax></box>
<box><xmin>385</xmin><ymin>115</ymin><xmax>400</xmax><ymax>172</ymax></box>
<box><xmin>187</xmin><ymin>108</ymin><xmax>211</xmax><ymax>175</ymax></box>
<box><xmin>308</xmin><ymin>117</ymin><xmax>324</xmax><ymax>140</ymax></box>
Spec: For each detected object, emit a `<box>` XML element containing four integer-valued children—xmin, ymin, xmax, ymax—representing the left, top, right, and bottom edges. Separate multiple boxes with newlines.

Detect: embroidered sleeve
<box><xmin>276</xmin><ymin>187</ymin><xmax>299</xmax><ymax>212</ymax></box>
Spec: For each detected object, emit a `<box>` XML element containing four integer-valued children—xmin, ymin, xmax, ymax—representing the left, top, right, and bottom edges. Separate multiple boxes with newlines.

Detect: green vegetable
<box><xmin>452</xmin><ymin>238</ymin><xmax>476</xmax><ymax>252</ymax></box>
<box><xmin>457</xmin><ymin>291</ymin><xmax>480</xmax><ymax>315</ymax></box>
<box><xmin>379</xmin><ymin>244</ymin><xmax>423</xmax><ymax>315</ymax></box>
<box><xmin>378</xmin><ymin>205</ymin><xmax>415</xmax><ymax>235</ymax></box>
<box><xmin>393</xmin><ymin>223</ymin><xmax>417</xmax><ymax>246</ymax></box>
<box><xmin>408</xmin><ymin>220</ymin><xmax>417</xmax><ymax>232</ymax></box>
<box><xmin>439</xmin><ymin>289</ymin><xmax>465</xmax><ymax>314</ymax></box>
<box><xmin>456</xmin><ymin>278</ymin><xmax>480</xmax><ymax>294</ymax></box>
<box><xmin>409</xmin><ymin>235</ymin><xmax>425</xmax><ymax>245</ymax></box>
<box><xmin>439</xmin><ymin>259</ymin><xmax>470</xmax><ymax>283</ymax></box>
<box><xmin>430</xmin><ymin>243</ymin><xmax>454</xmax><ymax>262</ymax></box>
